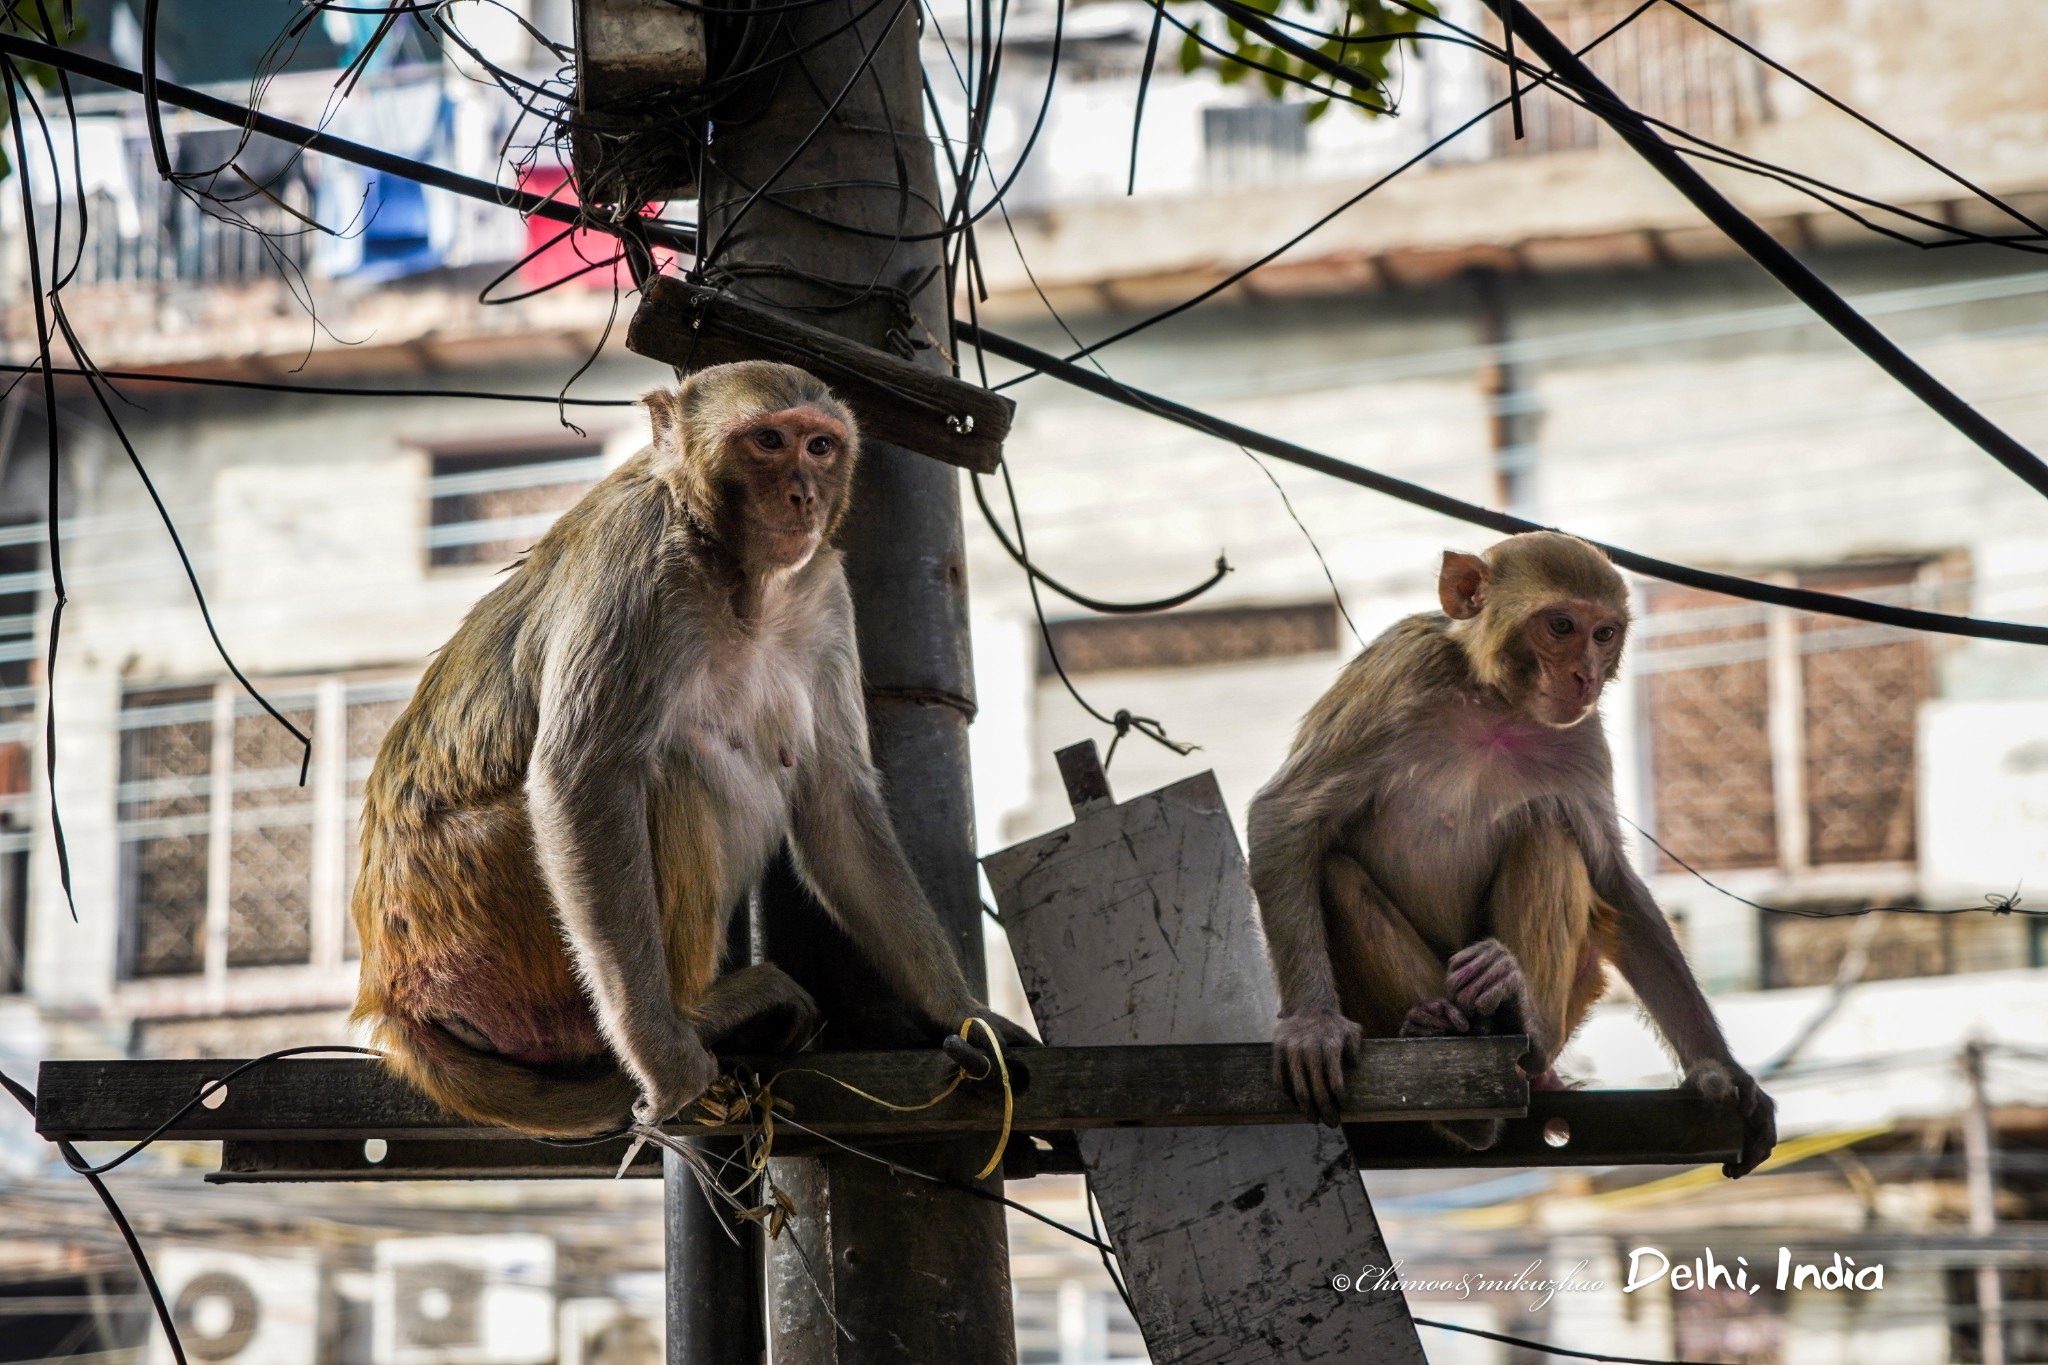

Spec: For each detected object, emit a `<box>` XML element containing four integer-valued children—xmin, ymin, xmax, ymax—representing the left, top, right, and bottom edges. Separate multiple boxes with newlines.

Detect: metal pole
<box><xmin>1962</xmin><ymin>1041</ymin><xmax>2006</xmax><ymax>1365</ymax></box>
<box><xmin>689</xmin><ymin>0</ymin><xmax>1015</xmax><ymax>1358</ymax></box>
<box><xmin>666</xmin><ymin>1143</ymin><xmax>765</xmax><ymax>1364</ymax></box>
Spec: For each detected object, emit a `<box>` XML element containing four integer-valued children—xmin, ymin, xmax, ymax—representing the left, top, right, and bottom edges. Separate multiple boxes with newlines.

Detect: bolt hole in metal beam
<box><xmin>198</xmin><ymin>1081</ymin><xmax>227</xmax><ymax>1110</ymax></box>
<box><xmin>364</xmin><ymin>1138</ymin><xmax>389</xmax><ymax>1164</ymax></box>
<box><xmin>1544</xmin><ymin>1117</ymin><xmax>1572</xmax><ymax>1148</ymax></box>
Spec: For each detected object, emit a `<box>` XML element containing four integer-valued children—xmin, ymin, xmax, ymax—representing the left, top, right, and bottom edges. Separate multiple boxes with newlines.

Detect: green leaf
<box><xmin>1179</xmin><ymin>25</ymin><xmax>1204</xmax><ymax>73</ymax></box>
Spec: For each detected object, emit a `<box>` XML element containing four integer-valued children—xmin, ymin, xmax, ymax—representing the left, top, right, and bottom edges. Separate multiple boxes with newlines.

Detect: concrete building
<box><xmin>3</xmin><ymin>0</ymin><xmax>2048</xmax><ymax>1360</ymax></box>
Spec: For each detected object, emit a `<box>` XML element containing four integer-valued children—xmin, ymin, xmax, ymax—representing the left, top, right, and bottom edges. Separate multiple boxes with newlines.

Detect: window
<box><xmin>1488</xmin><ymin>0</ymin><xmax>1762</xmax><ymax>157</ymax></box>
<box><xmin>426</xmin><ymin>443</ymin><xmax>604</xmax><ymax>569</ymax></box>
<box><xmin>1761</xmin><ymin>905</ymin><xmax>1949</xmax><ymax>990</ymax></box>
<box><xmin>1203</xmin><ymin>102</ymin><xmax>1309</xmax><ymax>185</ymax></box>
<box><xmin>1040</xmin><ymin>602</ymin><xmax>1339</xmax><ymax>676</ymax></box>
<box><xmin>117</xmin><ymin>675</ymin><xmax>413</xmax><ymax>981</ymax></box>
<box><xmin>1639</xmin><ymin>561</ymin><xmax>1935</xmax><ymax>874</ymax></box>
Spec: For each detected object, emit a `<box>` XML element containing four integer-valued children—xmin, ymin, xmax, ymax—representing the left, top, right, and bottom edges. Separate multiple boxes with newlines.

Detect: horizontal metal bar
<box><xmin>37</xmin><ymin>1037</ymin><xmax>1528</xmax><ymax>1145</ymax></box>
<box><xmin>1346</xmin><ymin>1089</ymin><xmax>1745</xmax><ymax>1169</ymax></box>
<box><xmin>204</xmin><ymin>1090</ymin><xmax>1742</xmax><ymax>1182</ymax></box>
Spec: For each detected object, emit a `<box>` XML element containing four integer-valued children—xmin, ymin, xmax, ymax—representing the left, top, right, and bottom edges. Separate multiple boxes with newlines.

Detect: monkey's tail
<box><xmin>375</xmin><ymin>1015</ymin><xmax>638</xmax><ymax>1140</ymax></box>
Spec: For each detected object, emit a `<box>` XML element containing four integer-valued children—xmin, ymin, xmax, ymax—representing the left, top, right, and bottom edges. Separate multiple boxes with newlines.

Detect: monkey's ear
<box><xmin>640</xmin><ymin>387</ymin><xmax>683</xmax><ymax>451</ymax></box>
<box><xmin>1439</xmin><ymin>551</ymin><xmax>1489</xmax><ymax>620</ymax></box>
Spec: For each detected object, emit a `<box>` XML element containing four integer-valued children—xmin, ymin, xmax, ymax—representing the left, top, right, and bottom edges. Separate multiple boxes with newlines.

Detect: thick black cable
<box><xmin>1188</xmin><ymin>0</ymin><xmax>2048</xmax><ymax>501</ymax></box>
<box><xmin>1469</xmin><ymin>0</ymin><xmax>2048</xmax><ymax>503</ymax></box>
<box><xmin>960</xmin><ymin>323</ymin><xmax>2048</xmax><ymax>647</ymax></box>
<box><xmin>1658</xmin><ymin>0</ymin><xmax>2048</xmax><ymax>240</ymax></box>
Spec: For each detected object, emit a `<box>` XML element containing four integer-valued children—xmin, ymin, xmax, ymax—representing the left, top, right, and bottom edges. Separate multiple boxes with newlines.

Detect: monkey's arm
<box><xmin>1596</xmin><ymin>855</ymin><xmax>1777</xmax><ymax>1177</ymax></box>
<box><xmin>786</xmin><ymin>621</ymin><xmax>991</xmax><ymax>1039</ymax></box>
<box><xmin>526</xmin><ymin>578</ymin><xmax>711</xmax><ymax>1127</ymax></box>
<box><xmin>1246</xmin><ymin>742</ymin><xmax>1381</xmax><ymax>1124</ymax></box>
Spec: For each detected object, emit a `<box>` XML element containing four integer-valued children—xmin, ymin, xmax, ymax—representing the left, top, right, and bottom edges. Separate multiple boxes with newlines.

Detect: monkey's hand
<box><xmin>1445</xmin><ymin>938</ymin><xmax>1527</xmax><ymax>1020</ymax></box>
<box><xmin>1687</xmin><ymin>1059</ymin><xmax>1778</xmax><ymax>1179</ymax></box>
<box><xmin>963</xmin><ymin>1005</ymin><xmax>1040</xmax><ymax>1050</ymax></box>
<box><xmin>1273</xmin><ymin>1009</ymin><xmax>1363</xmax><ymax>1127</ymax></box>
<box><xmin>623</xmin><ymin>1021</ymin><xmax>719</xmax><ymax>1129</ymax></box>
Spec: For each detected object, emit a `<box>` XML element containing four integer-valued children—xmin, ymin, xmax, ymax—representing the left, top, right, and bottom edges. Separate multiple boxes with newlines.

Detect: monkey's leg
<box><xmin>1324</xmin><ymin>852</ymin><xmax>1502</xmax><ymax>1151</ymax></box>
<box><xmin>1322</xmin><ymin>852</ymin><xmax>1460</xmax><ymax>1039</ymax></box>
<box><xmin>1472</xmin><ymin>820</ymin><xmax>1599</xmax><ymax>1078</ymax></box>
<box><xmin>688</xmin><ymin>962</ymin><xmax>822</xmax><ymax>1054</ymax></box>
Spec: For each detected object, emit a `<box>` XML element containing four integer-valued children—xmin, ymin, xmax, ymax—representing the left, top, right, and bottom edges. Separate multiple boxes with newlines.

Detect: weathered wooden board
<box><xmin>628</xmin><ymin>276</ymin><xmax>1014</xmax><ymax>473</ymax></box>
<box><xmin>35</xmin><ymin>1038</ymin><xmax>1520</xmax><ymax>1145</ymax></box>
<box><xmin>986</xmin><ymin>747</ymin><xmax>1444</xmax><ymax>1364</ymax></box>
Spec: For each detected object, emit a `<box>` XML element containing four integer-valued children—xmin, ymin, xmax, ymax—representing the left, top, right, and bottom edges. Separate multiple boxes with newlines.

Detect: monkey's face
<box><xmin>727</xmin><ymin>404</ymin><xmax>854</xmax><ymax>571</ymax></box>
<box><xmin>1516</xmin><ymin>598</ymin><xmax>1626</xmax><ymax>728</ymax></box>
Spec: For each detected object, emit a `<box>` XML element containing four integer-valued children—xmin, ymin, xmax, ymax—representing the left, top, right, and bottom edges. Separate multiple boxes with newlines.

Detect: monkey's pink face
<box><xmin>1519</xmin><ymin>598</ymin><xmax>1626</xmax><ymax>728</ymax></box>
<box><xmin>734</xmin><ymin>405</ymin><xmax>852</xmax><ymax>568</ymax></box>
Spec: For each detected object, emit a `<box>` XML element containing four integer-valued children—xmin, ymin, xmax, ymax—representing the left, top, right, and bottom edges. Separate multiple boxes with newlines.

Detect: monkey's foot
<box><xmin>1528</xmin><ymin>1067</ymin><xmax>1575</xmax><ymax>1092</ymax></box>
<box><xmin>1445</xmin><ymin>938</ymin><xmax>1526</xmax><ymax>1019</ymax></box>
<box><xmin>1398</xmin><ymin>997</ymin><xmax>1471</xmax><ymax>1037</ymax></box>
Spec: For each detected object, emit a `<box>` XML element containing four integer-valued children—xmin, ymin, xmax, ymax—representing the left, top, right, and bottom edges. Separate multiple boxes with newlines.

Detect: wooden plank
<box><xmin>208</xmin><ymin>1090</ymin><xmax>1738</xmax><ymax>1182</ymax></box>
<box><xmin>985</xmin><ymin>751</ymin><xmax>1438</xmax><ymax>1365</ymax></box>
<box><xmin>627</xmin><ymin>276</ymin><xmax>1014</xmax><ymax>474</ymax></box>
<box><xmin>34</xmin><ymin>1038</ymin><xmax>1522</xmax><ymax>1144</ymax></box>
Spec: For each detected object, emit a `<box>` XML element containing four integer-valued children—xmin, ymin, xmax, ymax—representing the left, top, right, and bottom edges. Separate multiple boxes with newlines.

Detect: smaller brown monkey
<box><xmin>1248</xmin><ymin>532</ymin><xmax>1774</xmax><ymax>1176</ymax></box>
<box><xmin>352</xmin><ymin>361</ymin><xmax>1025</xmax><ymax>1138</ymax></box>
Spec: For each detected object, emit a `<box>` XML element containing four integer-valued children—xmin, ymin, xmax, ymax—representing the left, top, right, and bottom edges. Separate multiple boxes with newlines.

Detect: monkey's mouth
<box><xmin>759</xmin><ymin>523</ymin><xmax>823</xmax><ymax>564</ymax></box>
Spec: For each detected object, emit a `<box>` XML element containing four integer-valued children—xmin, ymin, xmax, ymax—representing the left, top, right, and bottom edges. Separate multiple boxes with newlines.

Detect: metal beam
<box><xmin>201</xmin><ymin>1088</ymin><xmax>1741</xmax><ymax>1182</ymax></box>
<box><xmin>35</xmin><ymin>1039</ymin><xmax>1526</xmax><ymax>1144</ymax></box>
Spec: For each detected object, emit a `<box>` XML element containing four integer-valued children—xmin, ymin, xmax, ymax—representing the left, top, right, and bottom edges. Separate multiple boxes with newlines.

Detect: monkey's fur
<box><xmin>1249</xmin><ymin>532</ymin><xmax>1775</xmax><ymax>1176</ymax></box>
<box><xmin>351</xmin><ymin>361</ymin><xmax>1000</xmax><ymax>1137</ymax></box>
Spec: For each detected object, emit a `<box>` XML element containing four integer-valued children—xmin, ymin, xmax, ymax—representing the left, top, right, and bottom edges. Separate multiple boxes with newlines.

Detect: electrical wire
<box><xmin>960</xmin><ymin>322</ymin><xmax>2048</xmax><ymax>648</ymax></box>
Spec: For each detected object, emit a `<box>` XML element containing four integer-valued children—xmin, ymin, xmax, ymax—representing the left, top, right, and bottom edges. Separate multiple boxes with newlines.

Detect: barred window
<box><xmin>1040</xmin><ymin>602</ymin><xmax>1339</xmax><ymax>676</ymax></box>
<box><xmin>1761</xmin><ymin>906</ymin><xmax>1948</xmax><ymax>990</ymax></box>
<box><xmin>117</xmin><ymin>675</ymin><xmax>414</xmax><ymax>981</ymax></box>
<box><xmin>119</xmin><ymin>686</ymin><xmax>216</xmax><ymax>978</ymax></box>
<box><xmin>426</xmin><ymin>443</ymin><xmax>603</xmax><ymax>569</ymax></box>
<box><xmin>1488</xmin><ymin>0</ymin><xmax>1762</xmax><ymax>158</ymax></box>
<box><xmin>1641</xmin><ymin>585</ymin><xmax>1778</xmax><ymax>870</ymax></box>
<box><xmin>1640</xmin><ymin>561</ymin><xmax>1932</xmax><ymax>874</ymax></box>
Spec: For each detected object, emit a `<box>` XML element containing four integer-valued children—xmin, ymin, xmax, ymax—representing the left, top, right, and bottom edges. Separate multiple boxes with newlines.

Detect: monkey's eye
<box><xmin>753</xmin><ymin>428</ymin><xmax>785</xmax><ymax>451</ymax></box>
<box><xmin>806</xmin><ymin>435</ymin><xmax>836</xmax><ymax>458</ymax></box>
<box><xmin>1548</xmin><ymin>617</ymin><xmax>1575</xmax><ymax>637</ymax></box>
<box><xmin>1593</xmin><ymin>625</ymin><xmax>1618</xmax><ymax>644</ymax></box>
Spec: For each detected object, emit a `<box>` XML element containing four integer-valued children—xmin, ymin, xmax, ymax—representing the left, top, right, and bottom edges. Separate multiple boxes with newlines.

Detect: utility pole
<box><xmin>1962</xmin><ymin>1041</ymin><xmax>2006</xmax><ymax>1365</ymax></box>
<box><xmin>669</xmin><ymin>0</ymin><xmax>1016</xmax><ymax>1360</ymax></box>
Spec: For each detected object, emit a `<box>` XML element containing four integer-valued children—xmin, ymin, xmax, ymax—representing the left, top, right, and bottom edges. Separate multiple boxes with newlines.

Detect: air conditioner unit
<box><xmin>372</xmin><ymin>1235</ymin><xmax>556</xmax><ymax>1365</ymax></box>
<box><xmin>558</xmin><ymin>1296</ymin><xmax>664</xmax><ymax>1365</ymax></box>
<box><xmin>145</xmin><ymin>1246</ymin><xmax>321</xmax><ymax>1365</ymax></box>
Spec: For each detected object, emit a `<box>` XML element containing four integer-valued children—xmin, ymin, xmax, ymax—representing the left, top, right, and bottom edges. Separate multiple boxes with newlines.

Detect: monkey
<box><xmin>1247</xmin><ymin>531</ymin><xmax>1775</xmax><ymax>1177</ymax></box>
<box><xmin>350</xmin><ymin>360</ymin><xmax>1025</xmax><ymax>1139</ymax></box>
